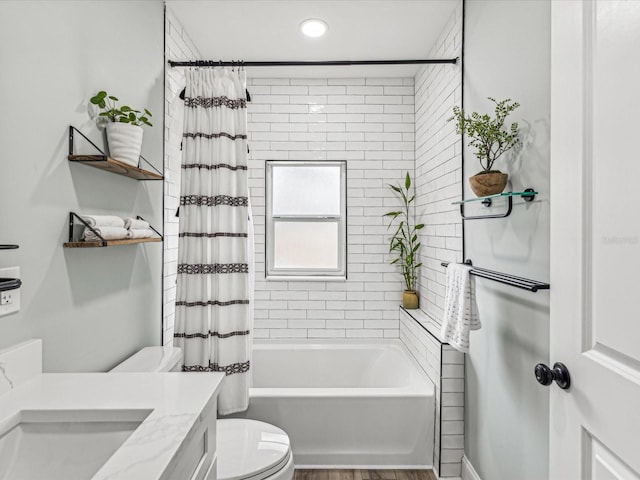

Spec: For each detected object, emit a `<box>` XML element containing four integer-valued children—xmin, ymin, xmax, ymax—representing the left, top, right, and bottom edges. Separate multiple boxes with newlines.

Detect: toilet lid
<box><xmin>217</xmin><ymin>419</ymin><xmax>291</xmax><ymax>480</ymax></box>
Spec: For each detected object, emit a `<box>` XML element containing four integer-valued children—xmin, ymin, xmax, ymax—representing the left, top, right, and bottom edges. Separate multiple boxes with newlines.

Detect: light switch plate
<box><xmin>0</xmin><ymin>267</ymin><xmax>20</xmax><ymax>317</ymax></box>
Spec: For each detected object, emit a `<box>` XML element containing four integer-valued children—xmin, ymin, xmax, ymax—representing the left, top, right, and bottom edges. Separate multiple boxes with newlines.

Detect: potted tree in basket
<box><xmin>449</xmin><ymin>97</ymin><xmax>521</xmax><ymax>197</ymax></box>
<box><xmin>384</xmin><ymin>172</ymin><xmax>424</xmax><ymax>309</ymax></box>
<box><xmin>90</xmin><ymin>90</ymin><xmax>153</xmax><ymax>167</ymax></box>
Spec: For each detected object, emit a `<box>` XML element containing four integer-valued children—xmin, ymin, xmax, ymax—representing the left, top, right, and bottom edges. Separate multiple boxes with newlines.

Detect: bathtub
<box><xmin>226</xmin><ymin>340</ymin><xmax>435</xmax><ymax>468</ymax></box>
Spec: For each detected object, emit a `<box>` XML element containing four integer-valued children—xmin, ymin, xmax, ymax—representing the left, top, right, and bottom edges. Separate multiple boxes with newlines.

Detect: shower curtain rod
<box><xmin>168</xmin><ymin>58</ymin><xmax>458</xmax><ymax>67</ymax></box>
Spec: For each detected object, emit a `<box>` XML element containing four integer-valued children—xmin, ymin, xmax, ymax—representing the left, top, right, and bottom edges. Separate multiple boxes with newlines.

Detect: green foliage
<box><xmin>90</xmin><ymin>90</ymin><xmax>153</xmax><ymax>127</ymax></box>
<box><xmin>448</xmin><ymin>97</ymin><xmax>520</xmax><ymax>172</ymax></box>
<box><xmin>384</xmin><ymin>172</ymin><xmax>424</xmax><ymax>291</ymax></box>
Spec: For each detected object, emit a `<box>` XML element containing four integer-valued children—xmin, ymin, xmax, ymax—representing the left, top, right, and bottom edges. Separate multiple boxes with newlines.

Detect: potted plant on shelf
<box><xmin>449</xmin><ymin>97</ymin><xmax>521</xmax><ymax>197</ymax></box>
<box><xmin>90</xmin><ymin>90</ymin><xmax>153</xmax><ymax>167</ymax></box>
<box><xmin>384</xmin><ymin>172</ymin><xmax>424</xmax><ymax>309</ymax></box>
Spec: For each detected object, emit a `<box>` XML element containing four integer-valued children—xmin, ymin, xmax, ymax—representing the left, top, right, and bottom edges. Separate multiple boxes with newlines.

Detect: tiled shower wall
<box><xmin>414</xmin><ymin>3</ymin><xmax>463</xmax><ymax>328</ymax></box>
<box><xmin>247</xmin><ymin>77</ymin><xmax>415</xmax><ymax>339</ymax></box>
<box><xmin>163</xmin><ymin>10</ymin><xmax>201</xmax><ymax>345</ymax></box>
<box><xmin>401</xmin><ymin>309</ymin><xmax>465</xmax><ymax>479</ymax></box>
<box><xmin>400</xmin><ymin>4</ymin><xmax>464</xmax><ymax>478</ymax></box>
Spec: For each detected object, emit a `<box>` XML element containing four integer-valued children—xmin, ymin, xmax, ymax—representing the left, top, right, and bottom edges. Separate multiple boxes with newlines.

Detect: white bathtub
<box><xmin>226</xmin><ymin>340</ymin><xmax>435</xmax><ymax>468</ymax></box>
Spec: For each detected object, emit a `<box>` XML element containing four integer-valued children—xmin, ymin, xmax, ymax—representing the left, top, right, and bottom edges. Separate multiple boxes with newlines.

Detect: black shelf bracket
<box><xmin>69</xmin><ymin>125</ymin><xmax>105</xmax><ymax>159</ymax></box>
<box><xmin>0</xmin><ymin>245</ymin><xmax>19</xmax><ymax>250</ymax></box>
<box><xmin>137</xmin><ymin>215</ymin><xmax>163</xmax><ymax>238</ymax></box>
<box><xmin>441</xmin><ymin>259</ymin><xmax>550</xmax><ymax>292</ymax></box>
<box><xmin>68</xmin><ymin>212</ymin><xmax>107</xmax><ymax>246</ymax></box>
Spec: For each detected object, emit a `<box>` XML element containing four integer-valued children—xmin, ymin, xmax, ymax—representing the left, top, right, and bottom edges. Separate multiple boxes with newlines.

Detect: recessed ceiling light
<box><xmin>300</xmin><ymin>18</ymin><xmax>328</xmax><ymax>38</ymax></box>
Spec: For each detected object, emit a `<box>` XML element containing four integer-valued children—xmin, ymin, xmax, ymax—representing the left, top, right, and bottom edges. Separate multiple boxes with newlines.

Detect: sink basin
<box><xmin>0</xmin><ymin>409</ymin><xmax>151</xmax><ymax>480</ymax></box>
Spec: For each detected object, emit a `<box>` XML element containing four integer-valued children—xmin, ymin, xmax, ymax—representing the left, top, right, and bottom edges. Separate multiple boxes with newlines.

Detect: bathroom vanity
<box><xmin>0</xmin><ymin>340</ymin><xmax>224</xmax><ymax>480</ymax></box>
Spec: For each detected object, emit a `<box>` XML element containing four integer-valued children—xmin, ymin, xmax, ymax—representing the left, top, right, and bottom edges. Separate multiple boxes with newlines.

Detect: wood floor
<box><xmin>294</xmin><ymin>469</ymin><xmax>437</xmax><ymax>480</ymax></box>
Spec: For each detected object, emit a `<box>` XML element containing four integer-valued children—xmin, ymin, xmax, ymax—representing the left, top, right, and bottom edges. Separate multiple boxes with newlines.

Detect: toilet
<box><xmin>111</xmin><ymin>346</ymin><xmax>295</xmax><ymax>480</ymax></box>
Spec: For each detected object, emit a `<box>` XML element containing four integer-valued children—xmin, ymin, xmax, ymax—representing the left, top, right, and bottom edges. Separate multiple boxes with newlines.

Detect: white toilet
<box><xmin>111</xmin><ymin>346</ymin><xmax>295</xmax><ymax>480</ymax></box>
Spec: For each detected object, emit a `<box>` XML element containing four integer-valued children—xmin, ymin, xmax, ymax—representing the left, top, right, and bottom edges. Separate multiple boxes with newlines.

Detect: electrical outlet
<box><xmin>0</xmin><ymin>291</ymin><xmax>12</xmax><ymax>305</ymax></box>
<box><xmin>0</xmin><ymin>267</ymin><xmax>20</xmax><ymax>317</ymax></box>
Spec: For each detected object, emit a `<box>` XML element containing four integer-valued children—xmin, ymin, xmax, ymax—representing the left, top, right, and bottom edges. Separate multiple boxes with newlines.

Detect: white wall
<box><xmin>247</xmin><ymin>78</ymin><xmax>415</xmax><ymax>339</ymax></box>
<box><xmin>463</xmin><ymin>2</ymin><xmax>551</xmax><ymax>479</ymax></box>
<box><xmin>0</xmin><ymin>1</ymin><xmax>164</xmax><ymax>372</ymax></box>
<box><xmin>163</xmin><ymin>9</ymin><xmax>202</xmax><ymax>345</ymax></box>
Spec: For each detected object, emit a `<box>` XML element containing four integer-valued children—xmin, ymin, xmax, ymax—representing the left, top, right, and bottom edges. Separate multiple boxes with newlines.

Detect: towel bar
<box><xmin>441</xmin><ymin>260</ymin><xmax>550</xmax><ymax>292</ymax></box>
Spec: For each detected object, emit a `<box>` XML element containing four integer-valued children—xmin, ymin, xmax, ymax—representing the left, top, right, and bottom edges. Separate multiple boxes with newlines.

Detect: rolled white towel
<box><xmin>129</xmin><ymin>228</ymin><xmax>156</xmax><ymax>239</ymax></box>
<box><xmin>81</xmin><ymin>215</ymin><xmax>125</xmax><ymax>228</ymax></box>
<box><xmin>124</xmin><ymin>218</ymin><xmax>150</xmax><ymax>230</ymax></box>
<box><xmin>83</xmin><ymin>226</ymin><xmax>131</xmax><ymax>241</ymax></box>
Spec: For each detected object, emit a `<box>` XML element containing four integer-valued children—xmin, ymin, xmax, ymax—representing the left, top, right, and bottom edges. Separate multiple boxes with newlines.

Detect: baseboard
<box><xmin>461</xmin><ymin>455</ymin><xmax>482</xmax><ymax>480</ymax></box>
<box><xmin>432</xmin><ymin>475</ymin><xmax>461</xmax><ymax>480</ymax></box>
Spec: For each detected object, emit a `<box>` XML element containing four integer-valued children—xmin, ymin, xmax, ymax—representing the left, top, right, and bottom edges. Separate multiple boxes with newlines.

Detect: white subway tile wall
<box><xmin>400</xmin><ymin>308</ymin><xmax>465</xmax><ymax>479</ymax></box>
<box><xmin>247</xmin><ymin>77</ymin><xmax>415</xmax><ymax>339</ymax></box>
<box><xmin>163</xmin><ymin>11</ymin><xmax>201</xmax><ymax>346</ymax></box>
<box><xmin>415</xmin><ymin>3</ymin><xmax>463</xmax><ymax>329</ymax></box>
<box><xmin>401</xmin><ymin>4</ymin><xmax>463</xmax><ymax>478</ymax></box>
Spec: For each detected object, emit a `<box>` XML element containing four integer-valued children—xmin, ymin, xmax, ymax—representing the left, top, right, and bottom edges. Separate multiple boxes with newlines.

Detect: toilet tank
<box><xmin>110</xmin><ymin>346</ymin><xmax>183</xmax><ymax>372</ymax></box>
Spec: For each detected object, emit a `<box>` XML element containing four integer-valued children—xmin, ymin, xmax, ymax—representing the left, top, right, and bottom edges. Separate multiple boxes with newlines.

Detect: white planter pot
<box><xmin>106</xmin><ymin>122</ymin><xmax>143</xmax><ymax>167</ymax></box>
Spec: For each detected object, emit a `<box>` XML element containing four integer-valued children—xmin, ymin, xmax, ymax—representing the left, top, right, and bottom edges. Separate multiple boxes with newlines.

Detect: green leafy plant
<box><xmin>90</xmin><ymin>90</ymin><xmax>153</xmax><ymax>127</ymax></box>
<box><xmin>384</xmin><ymin>172</ymin><xmax>424</xmax><ymax>292</ymax></box>
<box><xmin>448</xmin><ymin>97</ymin><xmax>520</xmax><ymax>173</ymax></box>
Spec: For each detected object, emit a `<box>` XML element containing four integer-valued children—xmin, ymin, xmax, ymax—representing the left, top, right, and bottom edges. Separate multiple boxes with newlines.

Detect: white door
<box><xmin>550</xmin><ymin>1</ymin><xmax>640</xmax><ymax>478</ymax></box>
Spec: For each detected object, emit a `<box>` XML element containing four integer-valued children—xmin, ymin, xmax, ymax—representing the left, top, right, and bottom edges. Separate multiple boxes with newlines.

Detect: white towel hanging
<box><xmin>441</xmin><ymin>263</ymin><xmax>481</xmax><ymax>352</ymax></box>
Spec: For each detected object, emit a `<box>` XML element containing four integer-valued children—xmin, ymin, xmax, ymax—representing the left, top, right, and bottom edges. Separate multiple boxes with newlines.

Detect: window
<box><xmin>266</xmin><ymin>161</ymin><xmax>347</xmax><ymax>279</ymax></box>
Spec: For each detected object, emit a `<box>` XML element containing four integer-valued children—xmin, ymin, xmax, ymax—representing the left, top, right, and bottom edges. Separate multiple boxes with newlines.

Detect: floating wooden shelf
<box><xmin>64</xmin><ymin>237</ymin><xmax>162</xmax><ymax>248</ymax></box>
<box><xmin>68</xmin><ymin>126</ymin><xmax>163</xmax><ymax>181</ymax></box>
<box><xmin>68</xmin><ymin>155</ymin><xmax>163</xmax><ymax>181</ymax></box>
<box><xmin>64</xmin><ymin>212</ymin><xmax>163</xmax><ymax>248</ymax></box>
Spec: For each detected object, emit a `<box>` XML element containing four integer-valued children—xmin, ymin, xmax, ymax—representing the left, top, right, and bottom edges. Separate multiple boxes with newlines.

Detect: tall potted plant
<box><xmin>384</xmin><ymin>172</ymin><xmax>424</xmax><ymax>309</ymax></box>
<box><xmin>90</xmin><ymin>90</ymin><xmax>153</xmax><ymax>167</ymax></box>
<box><xmin>449</xmin><ymin>97</ymin><xmax>521</xmax><ymax>197</ymax></box>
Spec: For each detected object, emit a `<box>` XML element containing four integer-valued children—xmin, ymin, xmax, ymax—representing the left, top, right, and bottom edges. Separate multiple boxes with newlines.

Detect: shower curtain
<box><xmin>174</xmin><ymin>68</ymin><xmax>251</xmax><ymax>415</ymax></box>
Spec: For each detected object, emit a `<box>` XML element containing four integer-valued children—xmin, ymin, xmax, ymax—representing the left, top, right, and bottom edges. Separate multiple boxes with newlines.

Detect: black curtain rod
<box><xmin>168</xmin><ymin>58</ymin><xmax>458</xmax><ymax>68</ymax></box>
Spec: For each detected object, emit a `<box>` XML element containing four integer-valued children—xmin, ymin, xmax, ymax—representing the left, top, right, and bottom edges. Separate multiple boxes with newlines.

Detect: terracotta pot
<box><xmin>469</xmin><ymin>171</ymin><xmax>508</xmax><ymax>197</ymax></box>
<box><xmin>106</xmin><ymin>122</ymin><xmax>143</xmax><ymax>167</ymax></box>
<box><xmin>402</xmin><ymin>290</ymin><xmax>419</xmax><ymax>309</ymax></box>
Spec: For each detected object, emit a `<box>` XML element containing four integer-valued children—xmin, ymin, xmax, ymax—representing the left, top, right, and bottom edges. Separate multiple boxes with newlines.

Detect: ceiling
<box><xmin>166</xmin><ymin>0</ymin><xmax>460</xmax><ymax>77</ymax></box>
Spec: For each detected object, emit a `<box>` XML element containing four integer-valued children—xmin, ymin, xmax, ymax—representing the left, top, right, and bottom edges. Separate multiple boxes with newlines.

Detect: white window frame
<box><xmin>265</xmin><ymin>160</ymin><xmax>347</xmax><ymax>280</ymax></box>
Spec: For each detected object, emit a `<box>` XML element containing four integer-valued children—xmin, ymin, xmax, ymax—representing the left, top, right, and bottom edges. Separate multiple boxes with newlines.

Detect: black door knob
<box><xmin>534</xmin><ymin>362</ymin><xmax>571</xmax><ymax>390</ymax></box>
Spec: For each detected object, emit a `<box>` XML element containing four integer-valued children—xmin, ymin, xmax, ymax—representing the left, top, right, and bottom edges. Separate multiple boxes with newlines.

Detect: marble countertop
<box><xmin>0</xmin><ymin>371</ymin><xmax>224</xmax><ymax>480</ymax></box>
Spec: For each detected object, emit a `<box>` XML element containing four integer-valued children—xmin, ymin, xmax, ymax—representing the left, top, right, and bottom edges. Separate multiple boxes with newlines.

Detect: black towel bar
<box><xmin>441</xmin><ymin>260</ymin><xmax>550</xmax><ymax>292</ymax></box>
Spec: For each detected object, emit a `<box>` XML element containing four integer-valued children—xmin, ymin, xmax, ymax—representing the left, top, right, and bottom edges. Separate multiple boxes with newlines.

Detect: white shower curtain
<box><xmin>174</xmin><ymin>68</ymin><xmax>251</xmax><ymax>415</ymax></box>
